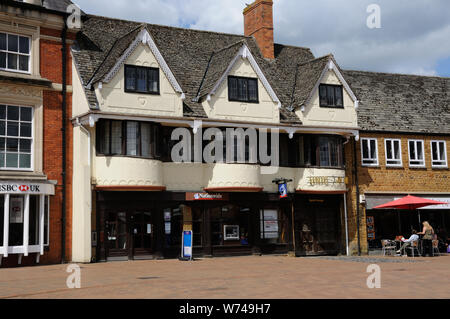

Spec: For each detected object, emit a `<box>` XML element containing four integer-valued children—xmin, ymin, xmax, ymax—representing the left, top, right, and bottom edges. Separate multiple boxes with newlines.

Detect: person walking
<box><xmin>418</xmin><ymin>221</ymin><xmax>434</xmax><ymax>257</ymax></box>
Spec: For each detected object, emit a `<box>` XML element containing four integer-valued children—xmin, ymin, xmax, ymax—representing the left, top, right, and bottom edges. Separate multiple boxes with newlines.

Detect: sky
<box><xmin>71</xmin><ymin>0</ymin><xmax>450</xmax><ymax>77</ymax></box>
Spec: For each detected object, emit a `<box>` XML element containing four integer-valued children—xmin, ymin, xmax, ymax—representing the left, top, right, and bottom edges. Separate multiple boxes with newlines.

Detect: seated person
<box><xmin>396</xmin><ymin>230</ymin><xmax>419</xmax><ymax>254</ymax></box>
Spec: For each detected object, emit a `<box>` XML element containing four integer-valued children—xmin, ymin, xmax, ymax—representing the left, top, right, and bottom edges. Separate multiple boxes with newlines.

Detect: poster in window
<box><xmin>224</xmin><ymin>225</ymin><xmax>240</xmax><ymax>241</ymax></box>
<box><xmin>261</xmin><ymin>209</ymin><xmax>279</xmax><ymax>239</ymax></box>
<box><xmin>10</xmin><ymin>197</ymin><xmax>23</xmax><ymax>224</ymax></box>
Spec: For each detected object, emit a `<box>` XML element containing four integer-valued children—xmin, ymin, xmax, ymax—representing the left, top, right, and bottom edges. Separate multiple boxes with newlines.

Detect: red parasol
<box><xmin>373</xmin><ymin>195</ymin><xmax>447</xmax><ymax>210</ymax></box>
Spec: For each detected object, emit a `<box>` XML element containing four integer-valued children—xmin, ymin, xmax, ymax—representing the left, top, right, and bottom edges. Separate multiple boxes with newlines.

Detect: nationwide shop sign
<box><xmin>0</xmin><ymin>182</ymin><xmax>55</xmax><ymax>195</ymax></box>
<box><xmin>185</xmin><ymin>192</ymin><xmax>229</xmax><ymax>201</ymax></box>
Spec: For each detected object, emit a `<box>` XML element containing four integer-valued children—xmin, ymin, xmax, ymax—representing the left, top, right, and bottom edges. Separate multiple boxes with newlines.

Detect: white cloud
<box><xmin>72</xmin><ymin>0</ymin><xmax>450</xmax><ymax>76</ymax></box>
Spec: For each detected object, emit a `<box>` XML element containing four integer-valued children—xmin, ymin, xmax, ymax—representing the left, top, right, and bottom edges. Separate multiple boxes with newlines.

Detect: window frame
<box><xmin>96</xmin><ymin>119</ymin><xmax>160</xmax><ymax>159</ymax></box>
<box><xmin>361</xmin><ymin>138</ymin><xmax>379</xmax><ymax>167</ymax></box>
<box><xmin>384</xmin><ymin>138</ymin><xmax>402</xmax><ymax>167</ymax></box>
<box><xmin>0</xmin><ymin>104</ymin><xmax>34</xmax><ymax>172</ymax></box>
<box><xmin>430</xmin><ymin>140</ymin><xmax>448</xmax><ymax>168</ymax></box>
<box><xmin>227</xmin><ymin>76</ymin><xmax>259</xmax><ymax>104</ymax></box>
<box><xmin>124</xmin><ymin>64</ymin><xmax>160</xmax><ymax>95</ymax></box>
<box><xmin>319</xmin><ymin>84</ymin><xmax>344</xmax><ymax>108</ymax></box>
<box><xmin>408</xmin><ymin>139</ymin><xmax>426</xmax><ymax>168</ymax></box>
<box><xmin>0</xmin><ymin>31</ymin><xmax>31</xmax><ymax>74</ymax></box>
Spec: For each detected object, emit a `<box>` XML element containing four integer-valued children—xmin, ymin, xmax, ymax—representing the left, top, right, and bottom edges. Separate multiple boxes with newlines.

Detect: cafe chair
<box><xmin>381</xmin><ymin>239</ymin><xmax>396</xmax><ymax>256</ymax></box>
<box><xmin>432</xmin><ymin>240</ymin><xmax>441</xmax><ymax>257</ymax></box>
<box><xmin>406</xmin><ymin>240</ymin><xmax>420</xmax><ymax>258</ymax></box>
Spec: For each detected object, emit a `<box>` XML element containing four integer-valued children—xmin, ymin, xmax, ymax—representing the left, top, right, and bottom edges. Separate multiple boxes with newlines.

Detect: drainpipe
<box><xmin>343</xmin><ymin>136</ymin><xmax>350</xmax><ymax>256</ymax></box>
<box><xmin>61</xmin><ymin>22</ymin><xmax>68</xmax><ymax>264</ymax></box>
<box><xmin>353</xmin><ymin>137</ymin><xmax>361</xmax><ymax>256</ymax></box>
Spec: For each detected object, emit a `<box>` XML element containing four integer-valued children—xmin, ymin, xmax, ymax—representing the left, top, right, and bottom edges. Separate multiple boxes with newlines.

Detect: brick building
<box><xmin>0</xmin><ymin>0</ymin><xmax>77</xmax><ymax>267</ymax></box>
<box><xmin>344</xmin><ymin>71</ymin><xmax>450</xmax><ymax>254</ymax></box>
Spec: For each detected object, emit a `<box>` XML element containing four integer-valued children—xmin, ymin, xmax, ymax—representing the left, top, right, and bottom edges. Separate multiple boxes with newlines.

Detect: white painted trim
<box><xmin>361</xmin><ymin>137</ymin><xmax>379</xmax><ymax>167</ymax></box>
<box><xmin>3</xmin><ymin>194</ymin><xmax>9</xmax><ymax>258</ymax></box>
<box><xmin>430</xmin><ymin>140</ymin><xmax>448</xmax><ymax>168</ymax></box>
<box><xmin>303</xmin><ymin>57</ymin><xmax>359</xmax><ymax>109</ymax></box>
<box><xmin>23</xmin><ymin>194</ymin><xmax>30</xmax><ymax>257</ymax></box>
<box><xmin>384</xmin><ymin>138</ymin><xmax>403</xmax><ymax>167</ymax></box>
<box><xmin>408</xmin><ymin>139</ymin><xmax>426</xmax><ymax>168</ymax></box>
<box><xmin>206</xmin><ymin>44</ymin><xmax>281</xmax><ymax>108</ymax></box>
<box><xmin>100</xmin><ymin>28</ymin><xmax>184</xmax><ymax>96</ymax></box>
<box><xmin>77</xmin><ymin>113</ymin><xmax>360</xmax><ymax>137</ymax></box>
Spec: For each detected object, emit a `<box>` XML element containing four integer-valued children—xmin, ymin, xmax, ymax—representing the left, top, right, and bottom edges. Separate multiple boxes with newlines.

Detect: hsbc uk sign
<box><xmin>0</xmin><ymin>183</ymin><xmax>55</xmax><ymax>195</ymax></box>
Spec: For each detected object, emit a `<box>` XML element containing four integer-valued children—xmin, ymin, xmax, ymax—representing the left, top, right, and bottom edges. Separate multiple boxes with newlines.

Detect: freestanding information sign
<box><xmin>181</xmin><ymin>230</ymin><xmax>193</xmax><ymax>261</ymax></box>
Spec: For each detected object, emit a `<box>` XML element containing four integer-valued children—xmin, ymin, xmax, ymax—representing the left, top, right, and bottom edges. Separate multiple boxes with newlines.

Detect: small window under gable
<box><xmin>124</xmin><ymin>65</ymin><xmax>160</xmax><ymax>95</ymax></box>
<box><xmin>228</xmin><ymin>76</ymin><xmax>258</xmax><ymax>103</ymax></box>
<box><xmin>319</xmin><ymin>84</ymin><xmax>344</xmax><ymax>108</ymax></box>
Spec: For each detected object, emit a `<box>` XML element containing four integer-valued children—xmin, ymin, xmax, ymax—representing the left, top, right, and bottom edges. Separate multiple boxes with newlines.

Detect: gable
<box><xmin>202</xmin><ymin>55</ymin><xmax>280</xmax><ymax>124</ymax></box>
<box><xmin>94</xmin><ymin>42</ymin><xmax>184</xmax><ymax>117</ymax></box>
<box><xmin>296</xmin><ymin>67</ymin><xmax>358</xmax><ymax>128</ymax></box>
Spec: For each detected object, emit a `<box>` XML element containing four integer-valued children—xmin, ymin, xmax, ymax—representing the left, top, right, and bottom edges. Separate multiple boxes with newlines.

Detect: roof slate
<box><xmin>344</xmin><ymin>70</ymin><xmax>450</xmax><ymax>134</ymax></box>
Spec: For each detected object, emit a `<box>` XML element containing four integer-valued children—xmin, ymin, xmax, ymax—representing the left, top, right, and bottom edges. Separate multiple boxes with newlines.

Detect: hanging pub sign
<box><xmin>278</xmin><ymin>183</ymin><xmax>288</xmax><ymax>199</ymax></box>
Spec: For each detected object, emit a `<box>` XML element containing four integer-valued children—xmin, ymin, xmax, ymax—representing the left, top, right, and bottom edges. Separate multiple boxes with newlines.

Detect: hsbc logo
<box><xmin>19</xmin><ymin>185</ymin><xmax>29</xmax><ymax>192</ymax></box>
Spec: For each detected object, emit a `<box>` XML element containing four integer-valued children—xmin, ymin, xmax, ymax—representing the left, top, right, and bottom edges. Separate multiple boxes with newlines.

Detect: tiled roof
<box><xmin>72</xmin><ymin>14</ymin><xmax>315</xmax><ymax>121</ymax></box>
<box><xmin>344</xmin><ymin>70</ymin><xmax>450</xmax><ymax>134</ymax></box>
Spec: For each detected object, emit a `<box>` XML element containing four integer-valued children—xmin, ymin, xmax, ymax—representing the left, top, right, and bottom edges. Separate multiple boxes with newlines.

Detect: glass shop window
<box><xmin>260</xmin><ymin>208</ymin><xmax>288</xmax><ymax>244</ymax></box>
<box><xmin>211</xmin><ymin>205</ymin><xmax>250</xmax><ymax>246</ymax></box>
<box><xmin>163</xmin><ymin>206</ymin><xmax>183</xmax><ymax>248</ymax></box>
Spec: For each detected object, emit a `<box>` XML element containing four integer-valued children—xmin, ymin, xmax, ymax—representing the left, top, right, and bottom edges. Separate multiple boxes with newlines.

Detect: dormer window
<box><xmin>319</xmin><ymin>84</ymin><xmax>343</xmax><ymax>108</ymax></box>
<box><xmin>0</xmin><ymin>32</ymin><xmax>31</xmax><ymax>73</ymax></box>
<box><xmin>228</xmin><ymin>76</ymin><xmax>258</xmax><ymax>103</ymax></box>
<box><xmin>124</xmin><ymin>65</ymin><xmax>160</xmax><ymax>94</ymax></box>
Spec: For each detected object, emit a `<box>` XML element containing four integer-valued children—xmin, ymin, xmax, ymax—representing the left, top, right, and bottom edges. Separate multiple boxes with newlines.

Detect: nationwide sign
<box><xmin>0</xmin><ymin>183</ymin><xmax>55</xmax><ymax>195</ymax></box>
<box><xmin>185</xmin><ymin>192</ymin><xmax>229</xmax><ymax>201</ymax></box>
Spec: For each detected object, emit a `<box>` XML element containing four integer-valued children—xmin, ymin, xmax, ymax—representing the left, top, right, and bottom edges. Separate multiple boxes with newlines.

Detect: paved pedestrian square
<box><xmin>0</xmin><ymin>255</ymin><xmax>449</xmax><ymax>299</ymax></box>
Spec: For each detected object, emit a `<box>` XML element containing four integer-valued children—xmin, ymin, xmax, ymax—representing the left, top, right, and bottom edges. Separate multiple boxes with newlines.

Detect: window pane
<box><xmin>0</xmin><ymin>52</ymin><xmax>5</xmax><ymax>69</ymax></box>
<box><xmin>319</xmin><ymin>137</ymin><xmax>330</xmax><ymax>166</ymax></box>
<box><xmin>20</xmin><ymin>107</ymin><xmax>32</xmax><ymax>122</ymax></box>
<box><xmin>98</xmin><ymin>120</ymin><xmax>110</xmax><ymax>154</ymax></box>
<box><xmin>19</xmin><ymin>36</ymin><xmax>30</xmax><ymax>54</ymax></box>
<box><xmin>248</xmin><ymin>79</ymin><xmax>258</xmax><ymax>101</ymax></box>
<box><xmin>386</xmin><ymin>141</ymin><xmax>393</xmax><ymax>159</ymax></box>
<box><xmin>148</xmin><ymin>69</ymin><xmax>159</xmax><ymax>92</ymax></box>
<box><xmin>432</xmin><ymin>142</ymin><xmax>438</xmax><ymax>161</ymax></box>
<box><xmin>0</xmin><ymin>105</ymin><xmax>5</xmax><ymax>119</ymax></box>
<box><xmin>439</xmin><ymin>142</ymin><xmax>445</xmax><ymax>160</ymax></box>
<box><xmin>0</xmin><ymin>138</ymin><xmax>5</xmax><ymax>151</ymax></box>
<box><xmin>7</xmin><ymin>106</ymin><xmax>19</xmax><ymax>121</ymax></box>
<box><xmin>19</xmin><ymin>154</ymin><xmax>31</xmax><ymax>168</ymax></box>
<box><xmin>229</xmin><ymin>77</ymin><xmax>238</xmax><ymax>100</ymax></box>
<box><xmin>327</xmin><ymin>85</ymin><xmax>335</xmax><ymax>106</ymax></box>
<box><xmin>238</xmin><ymin>78</ymin><xmax>248</xmax><ymax>101</ymax></box>
<box><xmin>20</xmin><ymin>122</ymin><xmax>32</xmax><ymax>137</ymax></box>
<box><xmin>6</xmin><ymin>138</ymin><xmax>18</xmax><ymax>152</ymax></box>
<box><xmin>111</xmin><ymin>121</ymin><xmax>122</xmax><ymax>154</ymax></box>
<box><xmin>6</xmin><ymin>153</ymin><xmax>18</xmax><ymax>168</ymax></box>
<box><xmin>0</xmin><ymin>152</ymin><xmax>4</xmax><ymax>167</ymax></box>
<box><xmin>335</xmin><ymin>86</ymin><xmax>343</xmax><ymax>106</ymax></box>
<box><xmin>7</xmin><ymin>53</ymin><xmax>17</xmax><ymax>70</ymax></box>
<box><xmin>125</xmin><ymin>66</ymin><xmax>136</xmax><ymax>91</ymax></box>
<box><xmin>7</xmin><ymin>122</ymin><xmax>19</xmax><ymax>137</ymax></box>
<box><xmin>20</xmin><ymin>139</ymin><xmax>31</xmax><ymax>153</ymax></box>
<box><xmin>0</xmin><ymin>33</ymin><xmax>6</xmax><ymax>50</ymax></box>
<box><xmin>0</xmin><ymin>121</ymin><xmax>4</xmax><ymax>136</ymax></box>
<box><xmin>141</xmin><ymin>123</ymin><xmax>151</xmax><ymax>157</ymax></box>
<box><xmin>126</xmin><ymin>122</ymin><xmax>138</xmax><ymax>156</ymax></box>
<box><xmin>319</xmin><ymin>85</ymin><xmax>328</xmax><ymax>105</ymax></box>
<box><xmin>417</xmin><ymin>142</ymin><xmax>423</xmax><ymax>159</ymax></box>
<box><xmin>19</xmin><ymin>55</ymin><xmax>29</xmax><ymax>72</ymax></box>
<box><xmin>370</xmin><ymin>140</ymin><xmax>376</xmax><ymax>159</ymax></box>
<box><xmin>409</xmin><ymin>141</ymin><xmax>415</xmax><ymax>159</ymax></box>
<box><xmin>393</xmin><ymin>141</ymin><xmax>400</xmax><ymax>159</ymax></box>
<box><xmin>362</xmin><ymin>140</ymin><xmax>369</xmax><ymax>159</ymax></box>
<box><xmin>7</xmin><ymin>34</ymin><xmax>18</xmax><ymax>52</ymax></box>
<box><xmin>136</xmin><ymin>68</ymin><xmax>147</xmax><ymax>92</ymax></box>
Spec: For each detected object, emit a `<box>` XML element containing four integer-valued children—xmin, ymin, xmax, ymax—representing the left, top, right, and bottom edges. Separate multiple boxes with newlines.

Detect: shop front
<box><xmin>0</xmin><ymin>181</ymin><xmax>55</xmax><ymax>266</ymax></box>
<box><xmin>95</xmin><ymin>191</ymin><xmax>293</xmax><ymax>261</ymax></box>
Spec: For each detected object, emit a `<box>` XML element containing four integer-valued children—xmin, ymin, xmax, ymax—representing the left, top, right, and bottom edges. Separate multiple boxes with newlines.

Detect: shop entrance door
<box><xmin>130</xmin><ymin>211</ymin><xmax>155</xmax><ymax>258</ymax></box>
<box><xmin>105</xmin><ymin>211</ymin><xmax>129</xmax><ymax>259</ymax></box>
<box><xmin>295</xmin><ymin>197</ymin><xmax>340</xmax><ymax>255</ymax></box>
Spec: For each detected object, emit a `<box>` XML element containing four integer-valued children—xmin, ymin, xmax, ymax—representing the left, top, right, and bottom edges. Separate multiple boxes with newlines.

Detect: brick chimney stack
<box><xmin>243</xmin><ymin>0</ymin><xmax>275</xmax><ymax>59</ymax></box>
